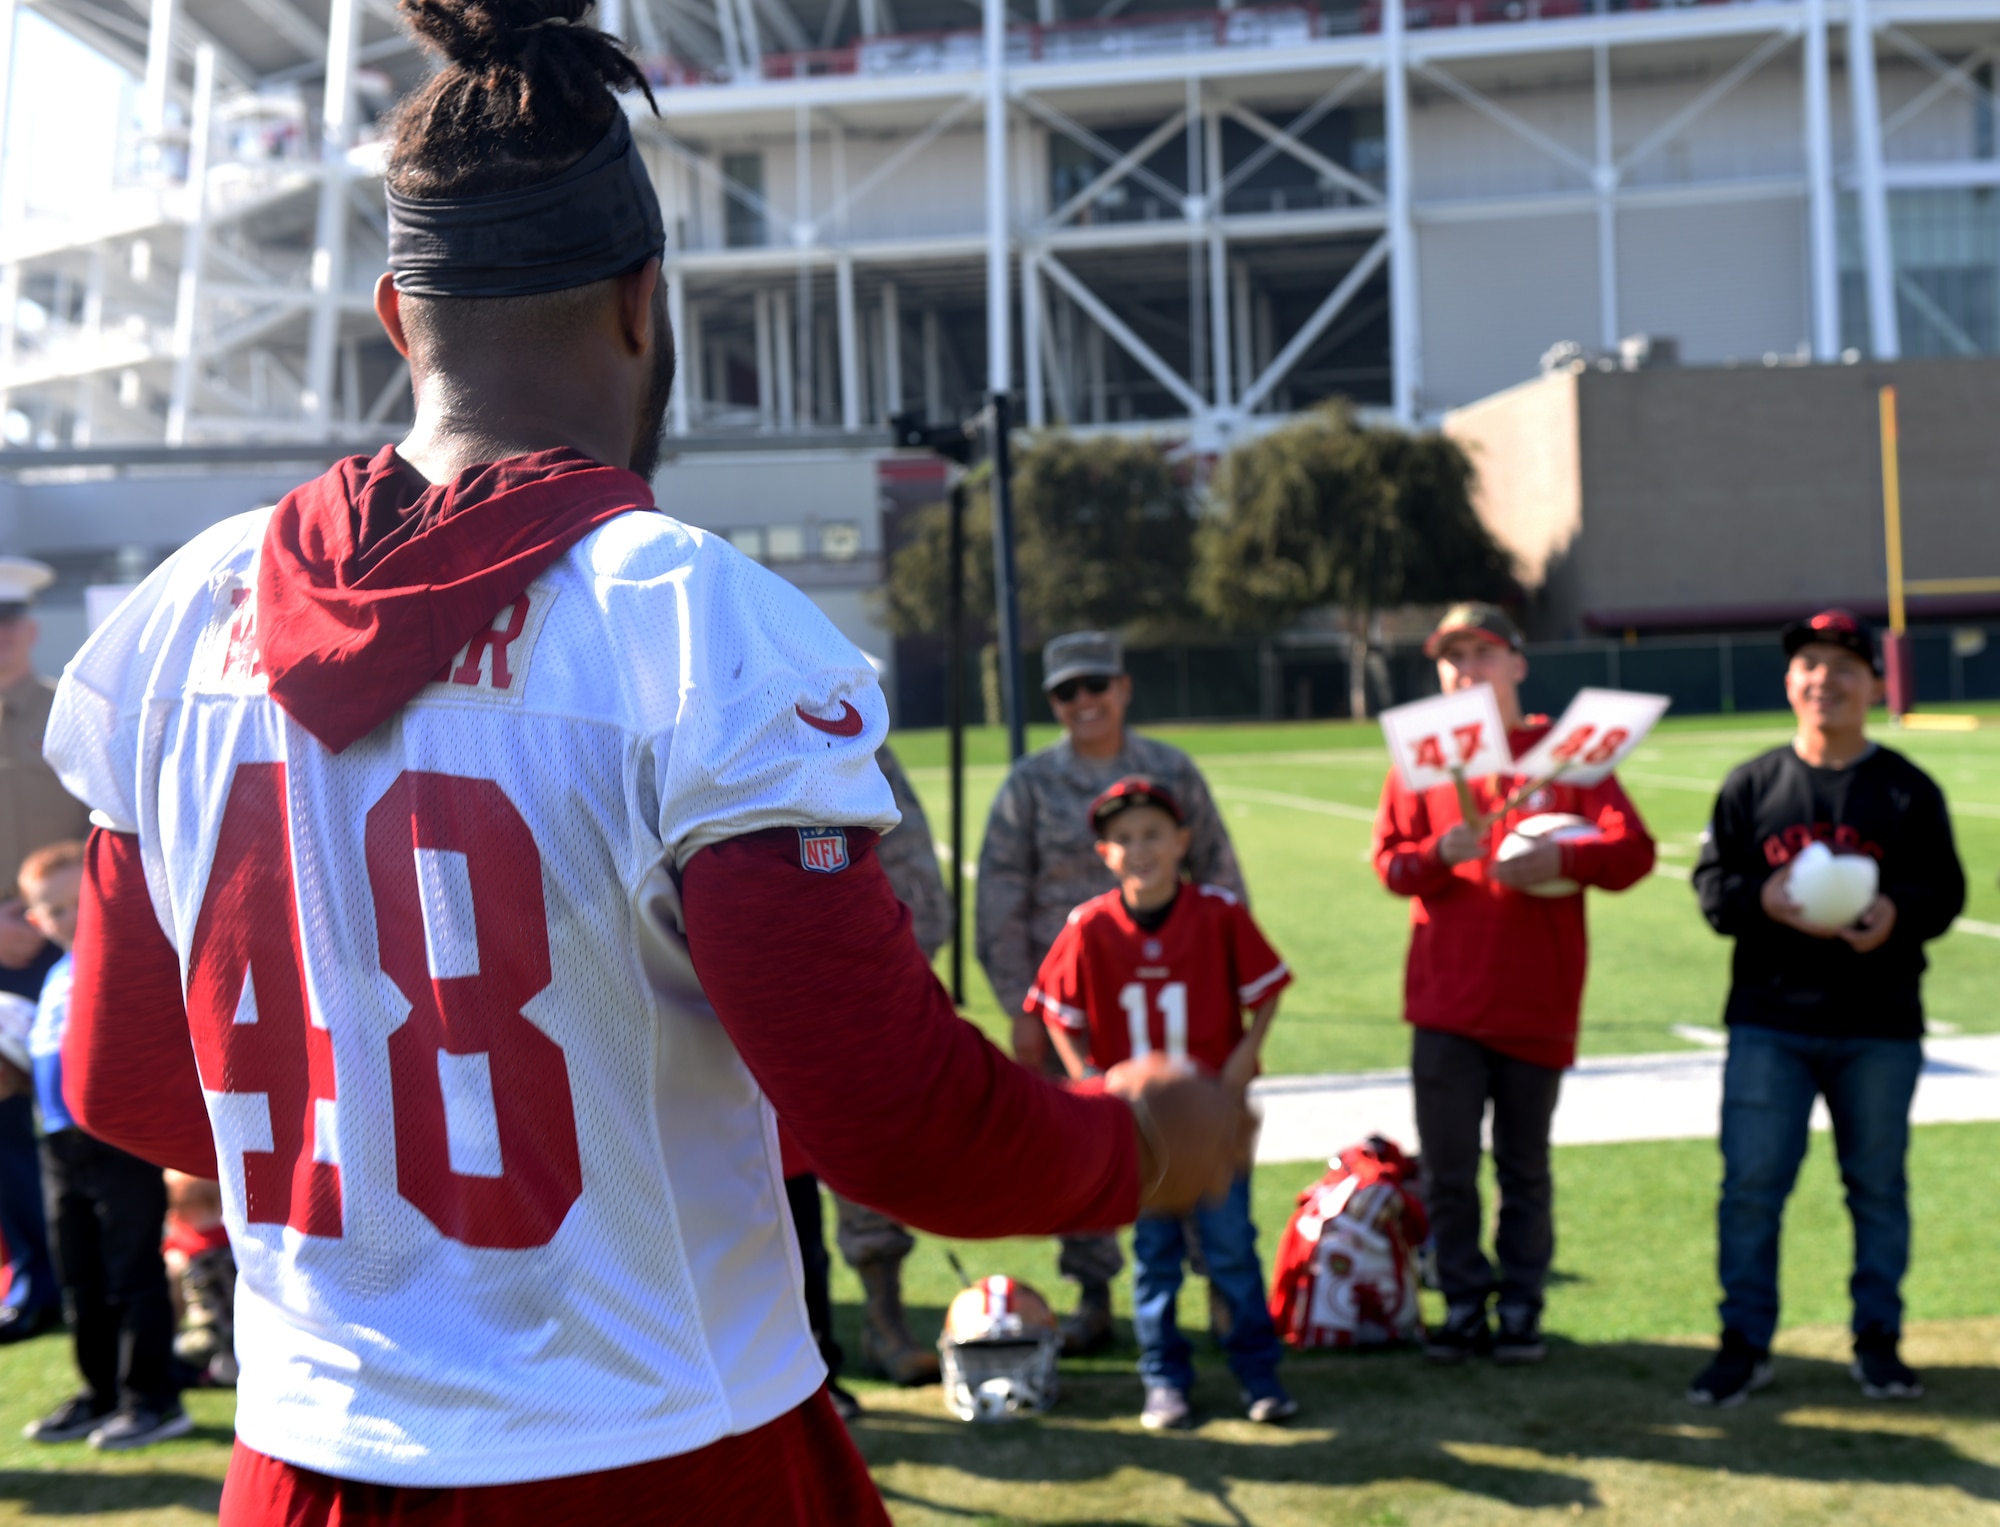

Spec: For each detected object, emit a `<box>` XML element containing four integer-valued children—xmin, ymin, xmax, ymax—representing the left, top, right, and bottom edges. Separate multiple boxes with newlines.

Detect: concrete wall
<box><xmin>1446</xmin><ymin>355</ymin><xmax>2000</xmax><ymax>638</ymax></box>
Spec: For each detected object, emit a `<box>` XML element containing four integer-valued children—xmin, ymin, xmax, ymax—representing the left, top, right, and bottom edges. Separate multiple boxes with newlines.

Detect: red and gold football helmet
<box><xmin>938</xmin><ymin>1275</ymin><xmax>1061</xmax><ymax>1422</ymax></box>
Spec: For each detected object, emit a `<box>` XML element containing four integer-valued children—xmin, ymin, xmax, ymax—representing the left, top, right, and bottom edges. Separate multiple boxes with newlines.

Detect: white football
<box><xmin>1496</xmin><ymin>812</ymin><xmax>1603</xmax><ymax>898</ymax></box>
<box><xmin>0</xmin><ymin>991</ymin><xmax>34</xmax><ymax>1073</ymax></box>
<box><xmin>1785</xmin><ymin>840</ymin><xmax>1878</xmax><ymax>929</ymax></box>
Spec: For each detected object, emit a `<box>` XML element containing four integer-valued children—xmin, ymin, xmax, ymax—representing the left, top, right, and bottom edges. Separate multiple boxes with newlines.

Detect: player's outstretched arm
<box><xmin>65</xmin><ymin>828</ymin><xmax>219</xmax><ymax>1178</ymax></box>
<box><xmin>683</xmin><ymin>828</ymin><xmax>1240</xmax><ymax>1232</ymax></box>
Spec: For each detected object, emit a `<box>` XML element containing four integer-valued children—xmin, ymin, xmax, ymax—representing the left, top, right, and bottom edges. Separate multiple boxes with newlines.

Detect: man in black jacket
<box><xmin>1689</xmin><ymin>610</ymin><xmax>1964</xmax><ymax>1408</ymax></box>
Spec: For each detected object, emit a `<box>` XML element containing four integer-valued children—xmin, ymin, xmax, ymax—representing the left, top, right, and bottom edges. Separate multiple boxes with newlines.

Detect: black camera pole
<box><xmin>986</xmin><ymin>392</ymin><xmax>1028</xmax><ymax>764</ymax></box>
<box><xmin>946</xmin><ymin>476</ymin><xmax>966</xmax><ymax>1007</ymax></box>
<box><xmin>892</xmin><ymin>410</ymin><xmax>975</xmax><ymax>1006</ymax></box>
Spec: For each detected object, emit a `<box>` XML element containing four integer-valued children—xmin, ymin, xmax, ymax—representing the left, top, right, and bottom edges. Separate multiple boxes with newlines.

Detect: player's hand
<box><xmin>1490</xmin><ymin>838</ymin><xmax>1564</xmax><ymax>889</ymax></box>
<box><xmin>1011</xmin><ymin>1014</ymin><xmax>1047</xmax><ymax>1068</ymax></box>
<box><xmin>0</xmin><ymin>901</ymin><xmax>42</xmax><ymax>969</ymax></box>
<box><xmin>1760</xmin><ymin>866</ymin><xmax>1841</xmax><ymax>938</ymax></box>
<box><xmin>1840</xmin><ymin>895</ymin><xmax>1898</xmax><ymax>954</ymax></box>
<box><xmin>1105</xmin><ymin>1053</ymin><xmax>1245</xmax><ymax>1217</ymax></box>
<box><xmin>1436</xmin><ymin>823</ymin><xmax>1486</xmax><ymax>867</ymax></box>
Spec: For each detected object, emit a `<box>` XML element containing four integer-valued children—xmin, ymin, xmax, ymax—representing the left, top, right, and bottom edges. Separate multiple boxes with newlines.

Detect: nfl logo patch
<box><xmin>798</xmin><ymin>828</ymin><xmax>850</xmax><ymax>874</ymax></box>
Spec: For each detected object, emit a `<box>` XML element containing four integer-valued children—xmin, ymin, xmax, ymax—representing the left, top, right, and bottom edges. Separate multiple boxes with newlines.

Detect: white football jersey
<box><xmin>45</xmin><ymin>506</ymin><xmax>899</xmax><ymax>1486</ymax></box>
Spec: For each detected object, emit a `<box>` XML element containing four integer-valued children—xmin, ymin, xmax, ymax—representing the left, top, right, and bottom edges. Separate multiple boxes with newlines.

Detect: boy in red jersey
<box><xmin>1028</xmin><ymin>778</ymin><xmax>1295</xmax><ymax>1431</ymax></box>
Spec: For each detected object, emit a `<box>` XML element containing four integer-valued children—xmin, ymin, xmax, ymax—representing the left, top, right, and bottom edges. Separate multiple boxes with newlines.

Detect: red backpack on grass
<box><xmin>1268</xmin><ymin>1135</ymin><xmax>1429</xmax><ymax>1350</ymax></box>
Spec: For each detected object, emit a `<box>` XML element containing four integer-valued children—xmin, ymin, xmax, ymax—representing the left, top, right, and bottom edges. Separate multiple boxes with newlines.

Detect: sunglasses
<box><xmin>1049</xmin><ymin>675</ymin><xmax>1113</xmax><ymax>704</ymax></box>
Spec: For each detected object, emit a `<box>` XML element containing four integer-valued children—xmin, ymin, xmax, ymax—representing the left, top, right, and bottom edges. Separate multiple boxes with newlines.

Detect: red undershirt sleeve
<box><xmin>681</xmin><ymin>828</ymin><xmax>1140</xmax><ymax>1237</ymax></box>
<box><xmin>66</xmin><ymin>827</ymin><xmax>218</xmax><ymax>1178</ymax></box>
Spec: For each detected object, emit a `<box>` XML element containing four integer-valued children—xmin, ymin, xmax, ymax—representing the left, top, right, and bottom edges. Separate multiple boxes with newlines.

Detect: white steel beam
<box><xmin>1040</xmin><ymin>252</ymin><xmax>1205</xmax><ymax>415</ymax></box>
<box><xmin>1205</xmin><ymin>106</ymin><xmax>1230</xmax><ymax>412</ymax></box>
<box><xmin>1238</xmin><ymin>233</ymin><xmax>1388</xmax><ymax>414</ymax></box>
<box><xmin>667</xmin><ymin>269</ymin><xmax>689</xmax><ymax>432</ymax></box>
<box><xmin>1803</xmin><ymin>0</ymin><xmax>1840</xmax><ymax>359</ymax></box>
<box><xmin>984</xmin><ymin>0</ymin><xmax>1009</xmax><ymax>392</ymax></box>
<box><xmin>363</xmin><ymin>357</ymin><xmax>409</xmax><ymax>424</ymax></box>
<box><xmin>880</xmin><ymin>279</ymin><xmax>901</xmax><ymax>414</ymax></box>
<box><xmin>754</xmin><ymin>288</ymin><xmax>775</xmax><ymax>427</ymax></box>
<box><xmin>1217</xmin><ymin>72</ymin><xmax>1373</xmax><ymax>199</ymax></box>
<box><xmin>1024</xmin><ymin>97</ymin><xmax>1186</xmax><ymax>226</ymax></box>
<box><xmin>304</xmin><ymin>0</ymin><xmax>359</xmax><ymax>434</ymax></box>
<box><xmin>1414</xmin><ymin>60</ymin><xmax>1593</xmax><ymax>185</ymax></box>
<box><xmin>1848</xmin><ymin>0</ymin><xmax>1900</xmax><ymax>358</ymax></box>
<box><xmin>809</xmin><ymin>94</ymin><xmax>976</xmax><ymax>239</ymax></box>
<box><xmin>1385</xmin><ymin>0</ymin><xmax>1418</xmax><ymax>423</ymax></box>
<box><xmin>1022</xmin><ymin>247</ymin><xmax>1044</xmax><ymax>424</ymax></box>
<box><xmin>167</xmin><ymin>41</ymin><xmax>214</xmax><ymax>442</ymax></box>
<box><xmin>836</xmin><ymin>252</ymin><xmax>859</xmax><ymax>429</ymax></box>
<box><xmin>921</xmin><ymin>305</ymin><xmax>941</xmax><ymax>420</ymax></box>
<box><xmin>140</xmin><ymin>0</ymin><xmax>178</xmax><ymax>174</ymax></box>
<box><xmin>1617</xmin><ymin>29</ymin><xmax>1796</xmax><ymax>179</ymax></box>
<box><xmin>774</xmin><ymin>286</ymin><xmax>795</xmax><ymax>427</ymax></box>
<box><xmin>1878</xmin><ymin>159</ymin><xmax>2000</xmax><ymax>187</ymax></box>
<box><xmin>1593</xmin><ymin>42</ymin><xmax>1616</xmax><ymax>351</ymax></box>
<box><xmin>1219</xmin><ymin>99</ymin><xmax>1382</xmax><ymax>207</ymax></box>
<box><xmin>0</xmin><ymin>0</ymin><xmax>19</xmax><ymax>253</ymax></box>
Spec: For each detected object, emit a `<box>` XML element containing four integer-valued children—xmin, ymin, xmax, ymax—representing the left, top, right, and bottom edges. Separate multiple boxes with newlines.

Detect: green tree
<box><xmin>880</xmin><ymin>434</ymin><xmax>1196</xmax><ymax>643</ymax></box>
<box><xmin>1194</xmin><ymin>402</ymin><xmax>1514</xmax><ymax>717</ymax></box>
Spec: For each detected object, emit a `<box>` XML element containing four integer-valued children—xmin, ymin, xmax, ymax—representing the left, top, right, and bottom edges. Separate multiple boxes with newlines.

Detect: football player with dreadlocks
<box><xmin>43</xmin><ymin>1</ymin><xmax>1247</xmax><ymax>1519</ymax></box>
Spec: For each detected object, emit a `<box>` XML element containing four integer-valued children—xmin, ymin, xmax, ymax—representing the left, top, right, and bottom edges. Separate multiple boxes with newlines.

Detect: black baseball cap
<box><xmin>1782</xmin><ymin>609</ymin><xmax>1879</xmax><ymax>674</ymax></box>
<box><xmin>1090</xmin><ymin>776</ymin><xmax>1185</xmax><ymax>836</ymax></box>
<box><xmin>1424</xmin><ymin>601</ymin><xmax>1524</xmax><ymax>659</ymax></box>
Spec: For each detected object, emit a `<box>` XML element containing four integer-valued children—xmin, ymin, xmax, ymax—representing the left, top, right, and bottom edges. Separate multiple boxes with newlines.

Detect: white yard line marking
<box><xmin>1672</xmin><ymin>1024</ymin><xmax>1729</xmax><ymax>1048</ymax></box>
<box><xmin>933</xmin><ymin>840</ymin><xmax>976</xmax><ymax>878</ymax></box>
<box><xmin>1212</xmin><ymin>784</ymin><xmax>1379</xmax><ymax>823</ymax></box>
<box><xmin>1954</xmin><ymin>917</ymin><xmax>2000</xmax><ymax>938</ymax></box>
<box><xmin>1622</xmin><ymin>771</ymin><xmax>1727</xmax><ymax>792</ymax></box>
<box><xmin>1652</xmin><ymin>862</ymin><xmax>1692</xmax><ymax>881</ymax></box>
<box><xmin>1946</xmin><ymin>802</ymin><xmax>2000</xmax><ymax>819</ymax></box>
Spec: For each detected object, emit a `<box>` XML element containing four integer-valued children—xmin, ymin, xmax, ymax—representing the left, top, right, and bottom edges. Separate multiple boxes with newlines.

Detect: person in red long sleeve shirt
<box><xmin>40</xmin><ymin>3</ymin><xmax>1247</xmax><ymax>1519</ymax></box>
<box><xmin>1372</xmin><ymin>603</ymin><xmax>1655</xmax><ymax>1366</ymax></box>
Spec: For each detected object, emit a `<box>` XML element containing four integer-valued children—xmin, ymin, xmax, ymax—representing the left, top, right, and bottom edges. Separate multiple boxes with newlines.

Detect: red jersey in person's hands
<box><xmin>1026</xmin><ymin>885</ymin><xmax>1291</xmax><ymax>1075</ymax></box>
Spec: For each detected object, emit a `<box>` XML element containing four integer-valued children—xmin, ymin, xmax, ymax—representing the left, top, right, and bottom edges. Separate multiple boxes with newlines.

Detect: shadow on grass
<box><xmin>0</xmin><ymin>1467</ymin><xmax>225</xmax><ymax>1514</ymax></box>
<box><xmin>849</xmin><ymin>1333</ymin><xmax>2000</xmax><ymax>1514</ymax></box>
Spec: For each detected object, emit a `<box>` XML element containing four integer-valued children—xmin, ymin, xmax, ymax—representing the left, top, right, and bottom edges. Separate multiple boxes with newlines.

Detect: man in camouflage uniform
<box><xmin>836</xmin><ymin>744</ymin><xmax>951</xmax><ymax>1385</ymax></box>
<box><xmin>975</xmin><ymin>630</ymin><xmax>1246</xmax><ymax>1353</ymax></box>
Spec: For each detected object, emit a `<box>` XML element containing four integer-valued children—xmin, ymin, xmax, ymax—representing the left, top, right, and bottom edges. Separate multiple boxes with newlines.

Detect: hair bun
<box><xmin>399</xmin><ymin>0</ymin><xmax>594</xmax><ymax>64</ymax></box>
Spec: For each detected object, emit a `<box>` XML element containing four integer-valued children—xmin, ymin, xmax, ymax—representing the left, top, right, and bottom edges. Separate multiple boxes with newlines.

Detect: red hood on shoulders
<box><xmin>255</xmin><ymin>444</ymin><xmax>655</xmax><ymax>754</ymax></box>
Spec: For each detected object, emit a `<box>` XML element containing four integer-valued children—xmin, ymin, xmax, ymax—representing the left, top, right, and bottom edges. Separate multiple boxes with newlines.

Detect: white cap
<box><xmin>0</xmin><ymin>558</ymin><xmax>53</xmax><ymax>614</ymax></box>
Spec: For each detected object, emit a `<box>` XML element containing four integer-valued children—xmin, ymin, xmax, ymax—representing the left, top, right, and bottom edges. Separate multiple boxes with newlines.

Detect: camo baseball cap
<box><xmin>1782</xmin><ymin>609</ymin><xmax>1879</xmax><ymax>674</ymax></box>
<box><xmin>1042</xmin><ymin>630</ymin><xmax>1124</xmax><ymax>691</ymax></box>
<box><xmin>1424</xmin><ymin>601</ymin><xmax>1524</xmax><ymax>659</ymax></box>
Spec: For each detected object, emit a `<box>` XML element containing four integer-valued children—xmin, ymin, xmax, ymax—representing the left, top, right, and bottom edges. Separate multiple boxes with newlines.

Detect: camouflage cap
<box><xmin>1424</xmin><ymin>601</ymin><xmax>1524</xmax><ymax>659</ymax></box>
<box><xmin>1042</xmin><ymin>630</ymin><xmax>1124</xmax><ymax>691</ymax></box>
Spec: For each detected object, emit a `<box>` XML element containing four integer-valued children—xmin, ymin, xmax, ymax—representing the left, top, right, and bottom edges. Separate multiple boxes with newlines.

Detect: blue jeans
<box><xmin>0</xmin><ymin>1093</ymin><xmax>57</xmax><ymax>1316</ymax></box>
<box><xmin>1717</xmin><ymin>1025</ymin><xmax>1922</xmax><ymax>1350</ymax></box>
<box><xmin>1132</xmin><ymin>1172</ymin><xmax>1284</xmax><ymax>1400</ymax></box>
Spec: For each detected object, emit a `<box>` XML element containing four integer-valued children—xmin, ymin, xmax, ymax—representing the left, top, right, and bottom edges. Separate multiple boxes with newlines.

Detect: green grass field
<box><xmin>895</xmin><ymin>706</ymin><xmax>2000</xmax><ymax>1072</ymax></box>
<box><xmin>7</xmin><ymin>706</ymin><xmax>2000</xmax><ymax>1524</ymax></box>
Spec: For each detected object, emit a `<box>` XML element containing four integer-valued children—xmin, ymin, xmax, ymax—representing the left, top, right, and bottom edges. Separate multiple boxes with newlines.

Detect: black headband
<box><xmin>387</xmin><ymin>111</ymin><xmax>666</xmax><ymax>298</ymax></box>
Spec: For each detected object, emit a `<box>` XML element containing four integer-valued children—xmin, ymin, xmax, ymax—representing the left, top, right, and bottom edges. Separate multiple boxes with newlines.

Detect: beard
<box><xmin>629</xmin><ymin>290</ymin><xmax>676</xmax><ymax>481</ymax></box>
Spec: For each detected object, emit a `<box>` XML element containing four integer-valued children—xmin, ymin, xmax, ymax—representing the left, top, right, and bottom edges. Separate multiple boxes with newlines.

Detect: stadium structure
<box><xmin>2</xmin><ymin>0</ymin><xmax>1999</xmax><ymax>678</ymax></box>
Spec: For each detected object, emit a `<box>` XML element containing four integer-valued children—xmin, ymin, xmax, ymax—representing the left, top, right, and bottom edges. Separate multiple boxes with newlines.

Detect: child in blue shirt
<box><xmin>20</xmin><ymin>841</ymin><xmax>188</xmax><ymax>1451</ymax></box>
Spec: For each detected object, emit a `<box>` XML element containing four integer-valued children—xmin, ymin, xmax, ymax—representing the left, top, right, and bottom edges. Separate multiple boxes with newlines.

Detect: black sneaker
<box><xmin>1687</xmin><ymin>1330</ymin><xmax>1773</xmax><ymax>1408</ymax></box>
<box><xmin>88</xmin><ymin>1403</ymin><xmax>194</xmax><ymax>1451</ymax></box>
<box><xmin>1493</xmin><ymin>1305</ymin><xmax>1547</xmax><ymax>1366</ymax></box>
<box><xmin>24</xmin><ymin>1394</ymin><xmax>113</xmax><ymax>1443</ymax></box>
<box><xmin>1852</xmin><ymin>1331</ymin><xmax>1923</xmax><ymax>1400</ymax></box>
<box><xmin>1424</xmin><ymin>1302</ymin><xmax>1493</xmax><ymax>1365</ymax></box>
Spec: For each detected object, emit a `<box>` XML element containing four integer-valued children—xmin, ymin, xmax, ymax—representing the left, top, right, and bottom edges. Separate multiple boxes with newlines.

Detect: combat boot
<box><xmin>1059</xmin><ymin>1281</ymin><xmax>1114</xmax><ymax>1356</ymax></box>
<box><xmin>857</xmin><ymin>1259</ymin><xmax>941</xmax><ymax>1386</ymax></box>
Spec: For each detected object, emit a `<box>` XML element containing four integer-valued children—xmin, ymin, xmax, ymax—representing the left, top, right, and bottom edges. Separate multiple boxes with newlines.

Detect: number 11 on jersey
<box><xmin>1119</xmin><ymin>982</ymin><xmax>1188</xmax><ymax>1063</ymax></box>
